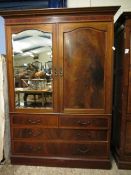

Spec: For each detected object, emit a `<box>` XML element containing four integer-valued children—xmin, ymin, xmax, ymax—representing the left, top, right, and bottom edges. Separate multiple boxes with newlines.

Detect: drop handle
<box><xmin>33</xmin><ymin>146</ymin><xmax>42</xmax><ymax>152</ymax></box>
<box><xmin>77</xmin><ymin>146</ymin><xmax>90</xmax><ymax>154</ymax></box>
<box><xmin>28</xmin><ymin>145</ymin><xmax>42</xmax><ymax>152</ymax></box>
<box><xmin>28</xmin><ymin>131</ymin><xmax>43</xmax><ymax>137</ymax></box>
<box><xmin>76</xmin><ymin>132</ymin><xmax>91</xmax><ymax>138</ymax></box>
<box><xmin>59</xmin><ymin>68</ymin><xmax>63</xmax><ymax>77</ymax></box>
<box><xmin>77</xmin><ymin>120</ymin><xmax>91</xmax><ymax>126</ymax></box>
<box><xmin>27</xmin><ymin>119</ymin><xmax>41</xmax><ymax>125</ymax></box>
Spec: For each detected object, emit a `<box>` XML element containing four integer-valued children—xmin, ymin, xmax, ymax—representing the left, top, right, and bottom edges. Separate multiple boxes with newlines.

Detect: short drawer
<box><xmin>13</xmin><ymin>128</ymin><xmax>59</xmax><ymax>140</ymax></box>
<box><xmin>59</xmin><ymin>116</ymin><xmax>108</xmax><ymax>129</ymax></box>
<box><xmin>12</xmin><ymin>141</ymin><xmax>58</xmax><ymax>156</ymax></box>
<box><xmin>58</xmin><ymin>143</ymin><xmax>108</xmax><ymax>157</ymax></box>
<box><xmin>59</xmin><ymin>129</ymin><xmax>107</xmax><ymax>141</ymax></box>
<box><xmin>11</xmin><ymin>115</ymin><xmax>58</xmax><ymax>127</ymax></box>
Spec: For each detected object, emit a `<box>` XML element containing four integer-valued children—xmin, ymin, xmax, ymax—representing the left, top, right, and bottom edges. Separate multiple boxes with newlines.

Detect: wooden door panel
<box><xmin>59</xmin><ymin>23</ymin><xmax>112</xmax><ymax>113</ymax></box>
<box><xmin>127</xmin><ymin>31</ymin><xmax>131</xmax><ymax>113</ymax></box>
<box><xmin>64</xmin><ymin>27</ymin><xmax>105</xmax><ymax>109</ymax></box>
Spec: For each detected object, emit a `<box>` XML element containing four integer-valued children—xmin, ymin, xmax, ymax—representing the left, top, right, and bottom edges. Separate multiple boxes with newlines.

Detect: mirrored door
<box><xmin>11</xmin><ymin>27</ymin><xmax>54</xmax><ymax>110</ymax></box>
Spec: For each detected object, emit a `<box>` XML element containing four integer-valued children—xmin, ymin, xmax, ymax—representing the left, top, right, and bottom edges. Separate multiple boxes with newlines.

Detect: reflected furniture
<box><xmin>112</xmin><ymin>12</ymin><xmax>131</xmax><ymax>169</ymax></box>
<box><xmin>15</xmin><ymin>88</ymin><xmax>52</xmax><ymax>107</ymax></box>
<box><xmin>0</xmin><ymin>7</ymin><xmax>119</xmax><ymax>169</ymax></box>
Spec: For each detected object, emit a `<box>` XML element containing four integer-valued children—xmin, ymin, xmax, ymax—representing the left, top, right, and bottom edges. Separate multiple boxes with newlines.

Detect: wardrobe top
<box><xmin>0</xmin><ymin>6</ymin><xmax>120</xmax><ymax>18</ymax></box>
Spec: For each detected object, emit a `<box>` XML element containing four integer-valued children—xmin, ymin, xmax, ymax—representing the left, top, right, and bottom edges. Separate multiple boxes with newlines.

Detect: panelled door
<box><xmin>58</xmin><ymin>22</ymin><xmax>113</xmax><ymax>114</ymax></box>
<box><xmin>6</xmin><ymin>24</ymin><xmax>58</xmax><ymax>113</ymax></box>
<box><xmin>127</xmin><ymin>28</ymin><xmax>131</xmax><ymax>113</ymax></box>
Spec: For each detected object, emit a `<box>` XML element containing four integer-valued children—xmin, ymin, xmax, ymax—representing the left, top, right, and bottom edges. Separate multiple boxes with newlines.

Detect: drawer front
<box><xmin>12</xmin><ymin>128</ymin><xmax>107</xmax><ymax>141</ymax></box>
<box><xmin>12</xmin><ymin>141</ymin><xmax>108</xmax><ymax>158</ymax></box>
<box><xmin>12</xmin><ymin>141</ymin><xmax>58</xmax><ymax>156</ymax></box>
<box><xmin>59</xmin><ymin>129</ymin><xmax>107</xmax><ymax>141</ymax></box>
<box><xmin>11</xmin><ymin>115</ymin><xmax>58</xmax><ymax>127</ymax></box>
<box><xmin>59</xmin><ymin>116</ymin><xmax>108</xmax><ymax>128</ymax></box>
<box><xmin>13</xmin><ymin>128</ymin><xmax>59</xmax><ymax>140</ymax></box>
<box><xmin>58</xmin><ymin>143</ymin><xmax>108</xmax><ymax>157</ymax></box>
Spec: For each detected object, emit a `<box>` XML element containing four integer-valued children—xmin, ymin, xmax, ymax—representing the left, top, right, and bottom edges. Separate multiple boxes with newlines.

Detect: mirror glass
<box><xmin>12</xmin><ymin>30</ymin><xmax>53</xmax><ymax>109</ymax></box>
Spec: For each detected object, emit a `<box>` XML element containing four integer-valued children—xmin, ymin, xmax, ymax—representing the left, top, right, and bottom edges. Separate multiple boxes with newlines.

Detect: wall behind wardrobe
<box><xmin>68</xmin><ymin>0</ymin><xmax>131</xmax><ymax>21</ymax></box>
<box><xmin>0</xmin><ymin>17</ymin><xmax>5</xmax><ymax>54</ymax></box>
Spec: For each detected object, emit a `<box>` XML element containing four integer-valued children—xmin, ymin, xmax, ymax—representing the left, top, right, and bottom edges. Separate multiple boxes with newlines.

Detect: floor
<box><xmin>0</xmin><ymin>159</ymin><xmax>131</xmax><ymax>175</ymax></box>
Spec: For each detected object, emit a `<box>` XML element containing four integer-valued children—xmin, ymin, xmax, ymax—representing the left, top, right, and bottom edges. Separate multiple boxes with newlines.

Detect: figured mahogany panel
<box><xmin>127</xmin><ymin>32</ymin><xmax>131</xmax><ymax>113</ymax></box>
<box><xmin>63</xmin><ymin>27</ymin><xmax>105</xmax><ymax>109</ymax></box>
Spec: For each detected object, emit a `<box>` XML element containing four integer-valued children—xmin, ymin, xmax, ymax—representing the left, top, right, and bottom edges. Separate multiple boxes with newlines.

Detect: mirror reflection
<box><xmin>12</xmin><ymin>30</ymin><xmax>53</xmax><ymax>108</ymax></box>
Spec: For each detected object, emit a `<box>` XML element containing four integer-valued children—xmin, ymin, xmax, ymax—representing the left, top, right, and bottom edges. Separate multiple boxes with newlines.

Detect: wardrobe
<box><xmin>112</xmin><ymin>12</ymin><xmax>131</xmax><ymax>169</ymax></box>
<box><xmin>0</xmin><ymin>6</ymin><xmax>119</xmax><ymax>169</ymax></box>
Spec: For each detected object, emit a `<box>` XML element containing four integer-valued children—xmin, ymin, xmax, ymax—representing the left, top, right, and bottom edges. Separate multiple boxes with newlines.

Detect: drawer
<box><xmin>12</xmin><ymin>128</ymin><xmax>107</xmax><ymax>141</ymax></box>
<box><xmin>12</xmin><ymin>141</ymin><xmax>58</xmax><ymax>156</ymax></box>
<box><xmin>13</xmin><ymin>128</ymin><xmax>59</xmax><ymax>140</ymax></box>
<box><xmin>59</xmin><ymin>116</ymin><xmax>108</xmax><ymax>128</ymax></box>
<box><xmin>58</xmin><ymin>143</ymin><xmax>108</xmax><ymax>157</ymax></box>
<box><xmin>12</xmin><ymin>141</ymin><xmax>108</xmax><ymax>158</ymax></box>
<box><xmin>59</xmin><ymin>129</ymin><xmax>107</xmax><ymax>141</ymax></box>
<box><xmin>11</xmin><ymin>115</ymin><xmax>58</xmax><ymax>127</ymax></box>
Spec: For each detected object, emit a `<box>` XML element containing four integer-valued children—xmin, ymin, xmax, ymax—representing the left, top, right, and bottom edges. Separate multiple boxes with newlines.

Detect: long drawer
<box><xmin>59</xmin><ymin>116</ymin><xmax>108</xmax><ymax>129</ymax></box>
<box><xmin>11</xmin><ymin>114</ymin><xmax>58</xmax><ymax>127</ymax></box>
<box><xmin>12</xmin><ymin>128</ymin><xmax>107</xmax><ymax>141</ymax></box>
<box><xmin>12</xmin><ymin>141</ymin><xmax>108</xmax><ymax>157</ymax></box>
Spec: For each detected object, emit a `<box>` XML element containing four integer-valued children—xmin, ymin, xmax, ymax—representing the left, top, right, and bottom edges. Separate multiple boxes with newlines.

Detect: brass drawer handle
<box><xmin>34</xmin><ymin>146</ymin><xmax>42</xmax><ymax>152</ymax></box>
<box><xmin>76</xmin><ymin>132</ymin><xmax>91</xmax><ymax>138</ymax></box>
<box><xmin>77</xmin><ymin>146</ymin><xmax>90</xmax><ymax>154</ymax></box>
<box><xmin>29</xmin><ymin>145</ymin><xmax>42</xmax><ymax>152</ymax></box>
<box><xmin>77</xmin><ymin>120</ymin><xmax>91</xmax><ymax>126</ymax></box>
<box><xmin>28</xmin><ymin>131</ymin><xmax>43</xmax><ymax>137</ymax></box>
<box><xmin>76</xmin><ymin>133</ymin><xmax>81</xmax><ymax>137</ymax></box>
<box><xmin>27</xmin><ymin>119</ymin><xmax>41</xmax><ymax>125</ymax></box>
